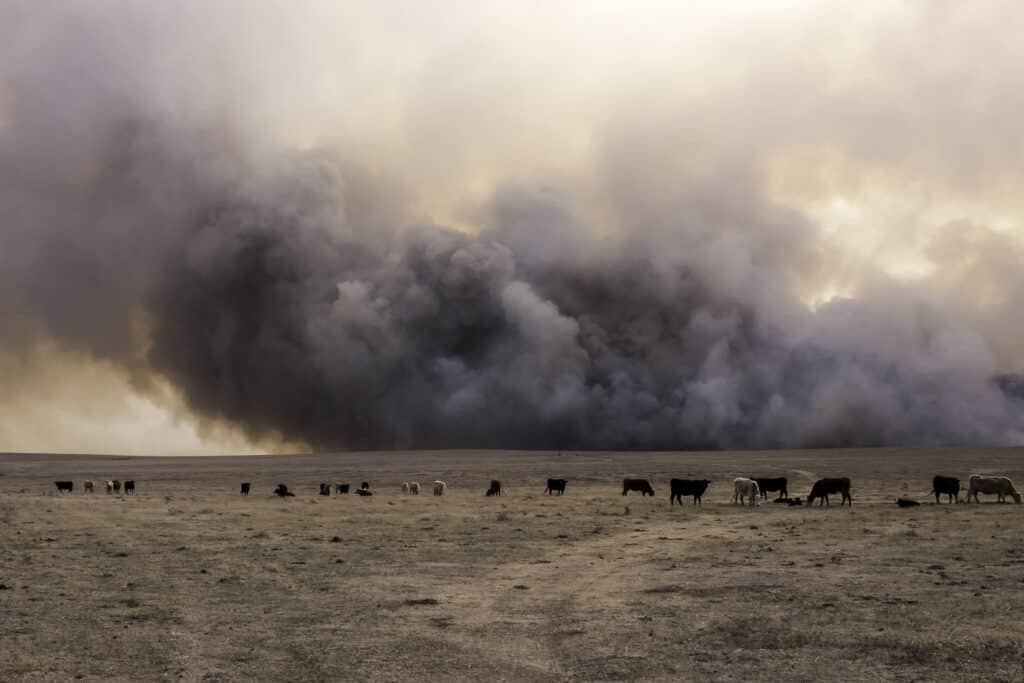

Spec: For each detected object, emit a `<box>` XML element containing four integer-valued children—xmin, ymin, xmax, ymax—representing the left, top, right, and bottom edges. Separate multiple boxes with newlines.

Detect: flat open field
<box><xmin>2</xmin><ymin>448</ymin><xmax>1024</xmax><ymax>682</ymax></box>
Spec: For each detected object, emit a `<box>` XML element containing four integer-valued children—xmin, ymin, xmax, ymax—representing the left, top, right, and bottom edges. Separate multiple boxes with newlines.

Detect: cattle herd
<box><xmin>48</xmin><ymin>473</ymin><xmax>1022</xmax><ymax>507</ymax></box>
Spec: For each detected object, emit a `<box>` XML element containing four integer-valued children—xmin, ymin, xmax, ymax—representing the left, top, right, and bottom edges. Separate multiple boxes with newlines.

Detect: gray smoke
<box><xmin>2</xmin><ymin>3</ymin><xmax>1023</xmax><ymax>451</ymax></box>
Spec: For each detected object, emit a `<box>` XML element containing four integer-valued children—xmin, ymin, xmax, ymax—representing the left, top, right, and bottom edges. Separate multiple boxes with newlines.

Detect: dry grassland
<box><xmin>2</xmin><ymin>448</ymin><xmax>1024</xmax><ymax>681</ymax></box>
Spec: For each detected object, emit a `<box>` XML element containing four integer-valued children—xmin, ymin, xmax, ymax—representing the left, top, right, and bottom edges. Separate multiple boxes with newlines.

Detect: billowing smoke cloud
<box><xmin>2</xmin><ymin>2</ymin><xmax>1023</xmax><ymax>451</ymax></box>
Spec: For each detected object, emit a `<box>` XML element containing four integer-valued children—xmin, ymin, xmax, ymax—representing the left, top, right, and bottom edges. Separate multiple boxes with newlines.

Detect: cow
<box><xmin>84</xmin><ymin>480</ymin><xmax>95</xmax><ymax>494</ymax></box>
<box><xmin>807</xmin><ymin>478</ymin><xmax>852</xmax><ymax>507</ymax></box>
<box><xmin>274</xmin><ymin>484</ymin><xmax>295</xmax><ymax>498</ymax></box>
<box><xmin>485</xmin><ymin>480</ymin><xmax>502</xmax><ymax>497</ymax></box>
<box><xmin>546</xmin><ymin>478</ymin><xmax>567</xmax><ymax>495</ymax></box>
<box><xmin>433</xmin><ymin>480</ymin><xmax>447</xmax><ymax>496</ymax></box>
<box><xmin>896</xmin><ymin>498</ymin><xmax>920</xmax><ymax>507</ymax></box>
<box><xmin>670</xmin><ymin>479</ymin><xmax>710</xmax><ymax>505</ymax></box>
<box><xmin>240</xmin><ymin>482</ymin><xmax>251</xmax><ymax>496</ymax></box>
<box><xmin>401</xmin><ymin>482</ymin><xmax>410</xmax><ymax>494</ymax></box>
<box><xmin>733</xmin><ymin>478</ymin><xmax>761</xmax><ymax>507</ymax></box>
<box><xmin>409</xmin><ymin>481</ymin><xmax>420</xmax><ymax>495</ymax></box>
<box><xmin>752</xmin><ymin>477</ymin><xmax>788</xmax><ymax>500</ymax></box>
<box><xmin>967</xmin><ymin>475</ymin><xmax>1021</xmax><ymax>504</ymax></box>
<box><xmin>932</xmin><ymin>475</ymin><xmax>960</xmax><ymax>504</ymax></box>
<box><xmin>355</xmin><ymin>488</ymin><xmax>373</xmax><ymax>497</ymax></box>
<box><xmin>105</xmin><ymin>481</ymin><xmax>114</xmax><ymax>495</ymax></box>
<box><xmin>622</xmin><ymin>478</ymin><xmax>655</xmax><ymax>496</ymax></box>
<box><xmin>112</xmin><ymin>480</ymin><xmax>122</xmax><ymax>495</ymax></box>
<box><xmin>54</xmin><ymin>481</ymin><xmax>73</xmax><ymax>493</ymax></box>
<box><xmin>319</xmin><ymin>483</ymin><xmax>331</xmax><ymax>496</ymax></box>
<box><xmin>336</xmin><ymin>483</ymin><xmax>350</xmax><ymax>494</ymax></box>
<box><xmin>124</xmin><ymin>480</ymin><xmax>135</xmax><ymax>495</ymax></box>
<box><xmin>361</xmin><ymin>482</ymin><xmax>370</xmax><ymax>491</ymax></box>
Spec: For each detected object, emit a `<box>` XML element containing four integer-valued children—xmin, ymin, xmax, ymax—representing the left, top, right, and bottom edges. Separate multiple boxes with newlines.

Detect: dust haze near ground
<box><xmin>3</xmin><ymin>448</ymin><xmax>1024</xmax><ymax>681</ymax></box>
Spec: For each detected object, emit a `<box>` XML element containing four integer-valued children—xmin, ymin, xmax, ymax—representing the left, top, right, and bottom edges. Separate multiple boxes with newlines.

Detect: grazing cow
<box><xmin>105</xmin><ymin>481</ymin><xmax>114</xmax><ymax>495</ymax></box>
<box><xmin>112</xmin><ymin>480</ymin><xmax>122</xmax><ymax>494</ymax></box>
<box><xmin>546</xmin><ymin>478</ymin><xmax>567</xmax><ymax>495</ymax></box>
<box><xmin>733</xmin><ymin>478</ymin><xmax>761</xmax><ymax>507</ymax></box>
<box><xmin>361</xmin><ymin>482</ymin><xmax>370</xmax><ymax>491</ymax></box>
<box><xmin>336</xmin><ymin>483</ymin><xmax>350</xmax><ymax>494</ymax></box>
<box><xmin>401</xmin><ymin>482</ymin><xmax>410</xmax><ymax>494</ymax></box>
<box><xmin>319</xmin><ymin>483</ymin><xmax>331</xmax><ymax>496</ymax></box>
<box><xmin>409</xmin><ymin>481</ymin><xmax>420</xmax><ymax>495</ymax></box>
<box><xmin>54</xmin><ymin>480</ymin><xmax>74</xmax><ymax>493</ymax></box>
<box><xmin>274</xmin><ymin>484</ymin><xmax>295</xmax><ymax>498</ymax></box>
<box><xmin>967</xmin><ymin>475</ymin><xmax>1021</xmax><ymax>504</ymax></box>
<box><xmin>670</xmin><ymin>479</ymin><xmax>710</xmax><ymax>505</ymax></box>
<box><xmin>433</xmin><ymin>480</ymin><xmax>447</xmax><ymax>496</ymax></box>
<box><xmin>932</xmin><ymin>475</ymin><xmax>960</xmax><ymax>504</ymax></box>
<box><xmin>752</xmin><ymin>477</ymin><xmax>788</xmax><ymax>500</ymax></box>
<box><xmin>622</xmin><ymin>478</ymin><xmax>655</xmax><ymax>496</ymax></box>
<box><xmin>355</xmin><ymin>488</ymin><xmax>373</xmax><ymax>497</ymax></box>
<box><xmin>807</xmin><ymin>478</ymin><xmax>852</xmax><ymax>507</ymax></box>
<box><xmin>485</xmin><ymin>480</ymin><xmax>502</xmax><ymax>497</ymax></box>
<box><xmin>240</xmin><ymin>482</ymin><xmax>251</xmax><ymax>496</ymax></box>
<box><xmin>896</xmin><ymin>498</ymin><xmax>920</xmax><ymax>507</ymax></box>
<box><xmin>124</xmin><ymin>480</ymin><xmax>135</xmax><ymax>495</ymax></box>
<box><xmin>84</xmin><ymin>480</ymin><xmax>95</xmax><ymax>494</ymax></box>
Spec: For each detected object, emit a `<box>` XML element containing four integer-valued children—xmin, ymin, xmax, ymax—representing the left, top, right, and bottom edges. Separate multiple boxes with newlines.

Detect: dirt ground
<box><xmin>2</xmin><ymin>448</ymin><xmax>1024</xmax><ymax>682</ymax></box>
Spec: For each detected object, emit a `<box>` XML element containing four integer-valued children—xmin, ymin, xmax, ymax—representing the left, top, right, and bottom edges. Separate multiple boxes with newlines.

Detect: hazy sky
<box><xmin>2</xmin><ymin>1</ymin><xmax>1023</xmax><ymax>453</ymax></box>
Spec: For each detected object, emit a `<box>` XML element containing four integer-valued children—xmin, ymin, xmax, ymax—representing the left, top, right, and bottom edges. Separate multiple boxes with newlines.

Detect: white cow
<box><xmin>401</xmin><ymin>482</ymin><xmax>410</xmax><ymax>494</ymax></box>
<box><xmin>733</xmin><ymin>477</ymin><xmax>761</xmax><ymax>507</ymax></box>
<box><xmin>105</xmin><ymin>481</ymin><xmax>114</xmax><ymax>495</ymax></box>
<box><xmin>410</xmin><ymin>481</ymin><xmax>420</xmax><ymax>495</ymax></box>
<box><xmin>968</xmin><ymin>475</ymin><xmax>1021</xmax><ymax>504</ymax></box>
<box><xmin>433</xmin><ymin>480</ymin><xmax>447</xmax><ymax>496</ymax></box>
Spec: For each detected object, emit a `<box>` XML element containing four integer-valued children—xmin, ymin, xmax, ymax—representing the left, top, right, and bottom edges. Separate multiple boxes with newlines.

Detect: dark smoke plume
<box><xmin>2</xmin><ymin>3</ymin><xmax>1023</xmax><ymax>451</ymax></box>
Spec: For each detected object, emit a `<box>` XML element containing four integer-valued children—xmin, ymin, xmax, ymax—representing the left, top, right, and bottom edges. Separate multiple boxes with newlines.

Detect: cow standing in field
<box><xmin>622</xmin><ymin>479</ymin><xmax>655</xmax><ymax>496</ymax></box>
<box><xmin>485</xmin><ymin>480</ymin><xmax>502</xmax><ymax>497</ymax></box>
<box><xmin>84</xmin><ymin>480</ymin><xmax>94</xmax><ymax>494</ymax></box>
<box><xmin>546</xmin><ymin>479</ymin><xmax>567</xmax><ymax>495</ymax></box>
<box><xmin>105</xmin><ymin>481</ymin><xmax>114</xmax><ymax>494</ymax></box>
<box><xmin>752</xmin><ymin>477</ymin><xmax>788</xmax><ymax>500</ymax></box>
<box><xmin>733</xmin><ymin>478</ymin><xmax>761</xmax><ymax>507</ymax></box>
<box><xmin>319</xmin><ymin>483</ymin><xmax>331</xmax><ymax>496</ymax></box>
<box><xmin>401</xmin><ymin>482</ymin><xmax>410</xmax><ymax>494</ymax></box>
<box><xmin>336</xmin><ymin>483</ymin><xmax>350</xmax><ymax>494</ymax></box>
<box><xmin>54</xmin><ymin>481</ymin><xmax>73</xmax><ymax>493</ymax></box>
<box><xmin>433</xmin><ymin>481</ymin><xmax>447</xmax><ymax>496</ymax></box>
<box><xmin>409</xmin><ymin>481</ymin><xmax>420</xmax><ymax>495</ymax></box>
<box><xmin>807</xmin><ymin>478</ymin><xmax>852</xmax><ymax>507</ymax></box>
<box><xmin>932</xmin><ymin>475</ymin><xmax>960</xmax><ymax>504</ymax></box>
<box><xmin>124</xmin><ymin>480</ymin><xmax>135</xmax><ymax>495</ymax></box>
<box><xmin>240</xmin><ymin>482</ymin><xmax>251</xmax><ymax>496</ymax></box>
<box><xmin>967</xmin><ymin>475</ymin><xmax>1021</xmax><ymax>503</ymax></box>
<box><xmin>361</xmin><ymin>482</ymin><xmax>370</xmax><ymax>491</ymax></box>
<box><xmin>112</xmin><ymin>480</ymin><xmax>122</xmax><ymax>495</ymax></box>
<box><xmin>670</xmin><ymin>479</ymin><xmax>710</xmax><ymax>505</ymax></box>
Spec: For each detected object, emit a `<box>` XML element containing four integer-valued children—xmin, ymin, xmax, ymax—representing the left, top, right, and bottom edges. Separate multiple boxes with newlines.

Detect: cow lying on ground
<box><xmin>772</xmin><ymin>497</ymin><xmax>804</xmax><ymax>506</ymax></box>
<box><xmin>336</xmin><ymin>483</ymin><xmax>350</xmax><ymax>494</ymax></box>
<box><xmin>485</xmin><ymin>480</ymin><xmax>501</xmax><ymax>496</ymax></box>
<box><xmin>546</xmin><ymin>478</ymin><xmax>567</xmax><ymax>495</ymax></box>
<box><xmin>670</xmin><ymin>479</ymin><xmax>710</xmax><ymax>505</ymax></box>
<box><xmin>433</xmin><ymin>480</ymin><xmax>447</xmax><ymax>496</ymax></box>
<box><xmin>968</xmin><ymin>475</ymin><xmax>1021</xmax><ymax>503</ymax></box>
<box><xmin>896</xmin><ymin>498</ymin><xmax>920</xmax><ymax>507</ymax></box>
<box><xmin>732</xmin><ymin>478</ymin><xmax>761</xmax><ymax>507</ymax></box>
<box><xmin>807</xmin><ymin>478</ymin><xmax>852</xmax><ymax>507</ymax></box>
<box><xmin>622</xmin><ymin>478</ymin><xmax>655</xmax><ymax>496</ymax></box>
<box><xmin>274</xmin><ymin>484</ymin><xmax>295</xmax><ymax>498</ymax></box>
<box><xmin>752</xmin><ymin>477</ymin><xmax>788</xmax><ymax>500</ymax></box>
<box><xmin>240</xmin><ymin>482</ymin><xmax>251</xmax><ymax>496</ymax></box>
<box><xmin>409</xmin><ymin>481</ymin><xmax>420</xmax><ymax>495</ymax></box>
<box><xmin>54</xmin><ymin>481</ymin><xmax>73</xmax><ymax>493</ymax></box>
<box><xmin>84</xmin><ymin>480</ymin><xmax>94</xmax><ymax>494</ymax></box>
<box><xmin>355</xmin><ymin>488</ymin><xmax>373</xmax><ymax>497</ymax></box>
<box><xmin>932</xmin><ymin>475</ymin><xmax>960</xmax><ymax>504</ymax></box>
<box><xmin>124</xmin><ymin>480</ymin><xmax>135</xmax><ymax>495</ymax></box>
<box><xmin>319</xmin><ymin>483</ymin><xmax>331</xmax><ymax>496</ymax></box>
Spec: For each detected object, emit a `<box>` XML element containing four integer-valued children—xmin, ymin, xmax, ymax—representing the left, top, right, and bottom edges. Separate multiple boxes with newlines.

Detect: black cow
<box><xmin>896</xmin><ymin>497</ymin><xmax>920</xmax><ymax>507</ymax></box>
<box><xmin>355</xmin><ymin>488</ymin><xmax>373</xmax><ymax>497</ymax></box>
<box><xmin>54</xmin><ymin>481</ymin><xmax>73</xmax><ymax>493</ymax></box>
<box><xmin>485</xmin><ymin>480</ymin><xmax>502</xmax><ymax>497</ymax></box>
<box><xmin>240</xmin><ymin>482</ymin><xmax>251</xmax><ymax>496</ymax></box>
<box><xmin>807</xmin><ymin>478</ymin><xmax>852</xmax><ymax>507</ymax></box>
<box><xmin>336</xmin><ymin>483</ymin><xmax>350</xmax><ymax>494</ymax></box>
<box><xmin>124</xmin><ymin>480</ymin><xmax>135</xmax><ymax>495</ymax></box>
<box><xmin>274</xmin><ymin>484</ymin><xmax>295</xmax><ymax>498</ymax></box>
<box><xmin>360</xmin><ymin>482</ymin><xmax>370</xmax><ymax>491</ymax></box>
<box><xmin>670</xmin><ymin>479</ymin><xmax>710</xmax><ymax>505</ymax></box>
<box><xmin>752</xmin><ymin>477</ymin><xmax>788</xmax><ymax>500</ymax></box>
<box><xmin>622</xmin><ymin>478</ymin><xmax>655</xmax><ymax>496</ymax></box>
<box><xmin>932</xmin><ymin>475</ymin><xmax>960</xmax><ymax>504</ymax></box>
<box><xmin>319</xmin><ymin>483</ymin><xmax>331</xmax><ymax>496</ymax></box>
<box><xmin>546</xmin><ymin>478</ymin><xmax>567</xmax><ymax>495</ymax></box>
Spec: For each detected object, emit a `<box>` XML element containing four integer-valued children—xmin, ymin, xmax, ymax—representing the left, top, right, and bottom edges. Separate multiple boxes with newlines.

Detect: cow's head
<box><xmin>1012</xmin><ymin>492</ymin><xmax>1022</xmax><ymax>504</ymax></box>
